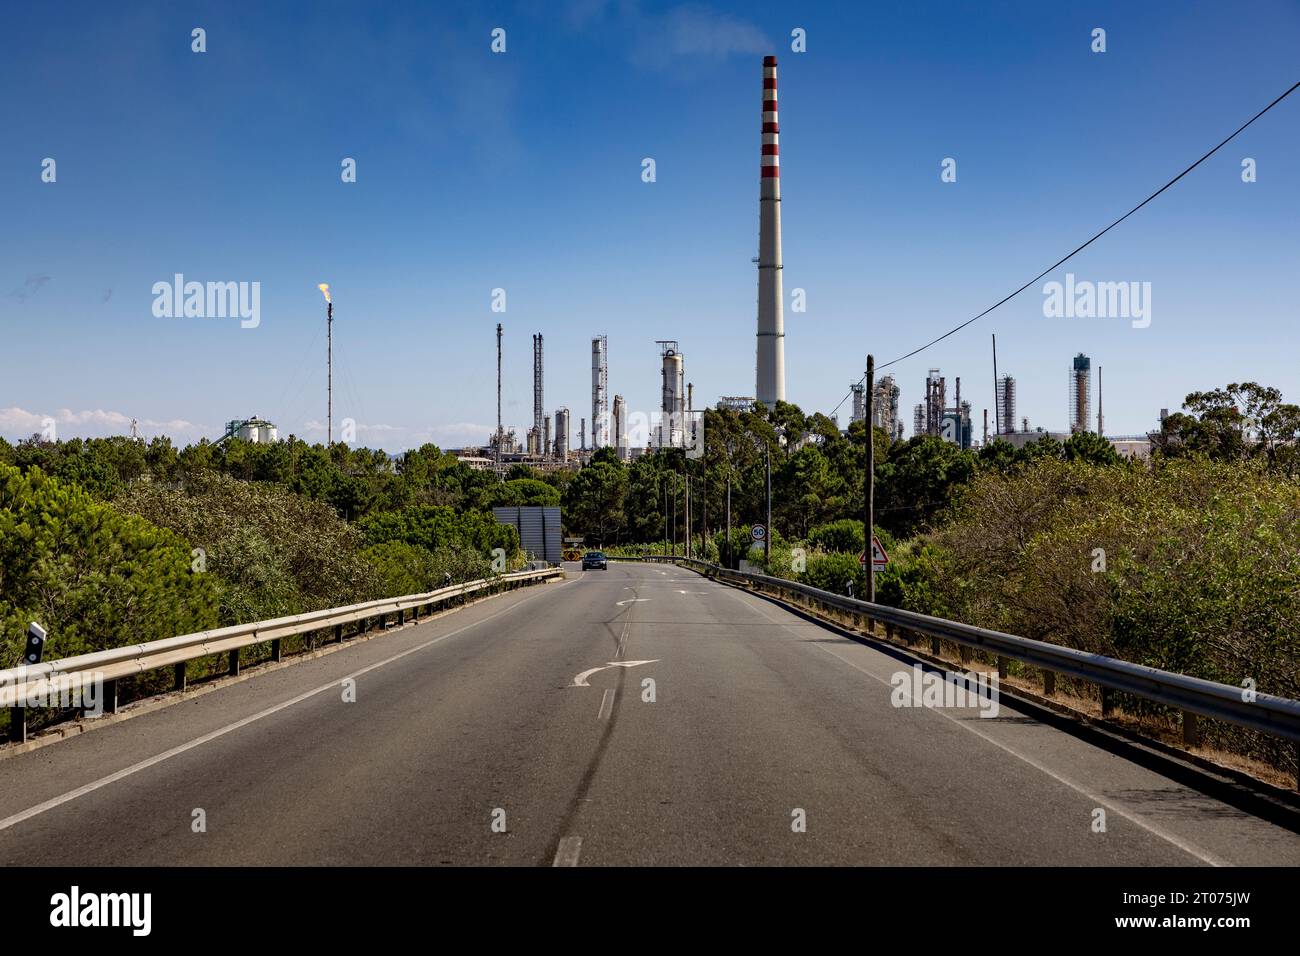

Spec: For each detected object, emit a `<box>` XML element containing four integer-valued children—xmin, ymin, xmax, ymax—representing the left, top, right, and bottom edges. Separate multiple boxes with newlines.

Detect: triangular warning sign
<box><xmin>860</xmin><ymin>536</ymin><xmax>889</xmax><ymax>567</ymax></box>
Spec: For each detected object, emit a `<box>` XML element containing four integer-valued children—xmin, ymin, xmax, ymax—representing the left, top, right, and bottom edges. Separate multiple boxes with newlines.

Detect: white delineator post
<box><xmin>756</xmin><ymin>55</ymin><xmax>785</xmax><ymax>409</ymax></box>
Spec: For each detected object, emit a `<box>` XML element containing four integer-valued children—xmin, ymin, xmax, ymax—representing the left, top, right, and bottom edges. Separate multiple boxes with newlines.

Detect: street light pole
<box><xmin>663</xmin><ymin>481</ymin><xmax>669</xmax><ymax>556</ymax></box>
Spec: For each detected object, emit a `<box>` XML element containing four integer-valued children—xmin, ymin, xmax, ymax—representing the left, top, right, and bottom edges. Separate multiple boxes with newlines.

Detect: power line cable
<box><xmin>830</xmin><ymin>78</ymin><xmax>1300</xmax><ymax>418</ymax></box>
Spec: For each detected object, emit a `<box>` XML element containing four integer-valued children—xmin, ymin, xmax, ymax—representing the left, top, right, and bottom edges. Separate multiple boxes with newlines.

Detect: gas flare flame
<box><xmin>317</xmin><ymin>283</ymin><xmax>331</xmax><ymax>303</ymax></box>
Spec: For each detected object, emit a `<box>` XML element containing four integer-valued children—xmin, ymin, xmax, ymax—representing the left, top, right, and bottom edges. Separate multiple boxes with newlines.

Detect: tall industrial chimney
<box><xmin>755</xmin><ymin>55</ymin><xmax>785</xmax><ymax>409</ymax></box>
<box><xmin>592</xmin><ymin>335</ymin><xmax>609</xmax><ymax>448</ymax></box>
<box><xmin>532</xmin><ymin>333</ymin><xmax>544</xmax><ymax>439</ymax></box>
<box><xmin>495</xmin><ymin>323</ymin><xmax>503</xmax><ymax>470</ymax></box>
<box><xmin>1097</xmin><ymin>365</ymin><xmax>1104</xmax><ymax>437</ymax></box>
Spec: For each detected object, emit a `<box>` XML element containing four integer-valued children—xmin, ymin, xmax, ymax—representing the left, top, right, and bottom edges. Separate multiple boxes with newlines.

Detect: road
<box><xmin>1</xmin><ymin>561</ymin><xmax>1297</xmax><ymax>866</ymax></box>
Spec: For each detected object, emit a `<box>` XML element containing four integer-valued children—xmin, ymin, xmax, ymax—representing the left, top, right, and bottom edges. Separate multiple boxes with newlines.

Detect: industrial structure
<box><xmin>554</xmin><ymin>407</ymin><xmax>570</xmax><ymax>459</ymax></box>
<box><xmin>850</xmin><ymin>383</ymin><xmax>866</xmax><ymax>424</ymax></box>
<box><xmin>717</xmin><ymin>396</ymin><xmax>756</xmax><ymax>412</ymax></box>
<box><xmin>1070</xmin><ymin>352</ymin><xmax>1091</xmax><ymax>433</ymax></box>
<box><xmin>996</xmin><ymin>374</ymin><xmax>1016</xmax><ymax>436</ymax></box>
<box><xmin>528</xmin><ymin>333</ymin><xmax>545</xmax><ymax>455</ymax></box>
<box><xmin>223</xmin><ymin>416</ymin><xmax>278</xmax><ymax>444</ymax></box>
<box><xmin>658</xmin><ymin>340</ymin><xmax>686</xmax><ymax>448</ymax></box>
<box><xmin>591</xmin><ymin>335</ymin><xmax>609</xmax><ymax>449</ymax></box>
<box><xmin>872</xmin><ymin>374</ymin><xmax>902</xmax><ymax>439</ymax></box>
<box><xmin>910</xmin><ymin>368</ymin><xmax>971</xmax><ymax>448</ymax></box>
<box><xmin>924</xmin><ymin>369</ymin><xmax>947</xmax><ymax>436</ymax></box>
<box><xmin>1097</xmin><ymin>365</ymin><xmax>1104</xmax><ymax>437</ymax></box>
<box><xmin>613</xmin><ymin>394</ymin><xmax>628</xmax><ymax>460</ymax></box>
<box><xmin>755</xmin><ymin>55</ymin><xmax>785</xmax><ymax>409</ymax></box>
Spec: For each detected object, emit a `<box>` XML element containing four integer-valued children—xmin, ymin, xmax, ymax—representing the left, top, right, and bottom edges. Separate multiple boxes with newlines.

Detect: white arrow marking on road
<box><xmin>571</xmin><ymin>660</ymin><xmax>659</xmax><ymax>687</ymax></box>
<box><xmin>615</xmin><ymin>598</ymin><xmax>650</xmax><ymax>606</ymax></box>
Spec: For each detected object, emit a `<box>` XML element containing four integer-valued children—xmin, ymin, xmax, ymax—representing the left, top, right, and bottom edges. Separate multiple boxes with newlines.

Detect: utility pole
<box><xmin>764</xmin><ymin>443</ymin><xmax>772</xmax><ymax>568</ymax></box>
<box><xmin>663</xmin><ymin>481</ymin><xmax>669</xmax><ymax>556</ymax></box>
<box><xmin>865</xmin><ymin>354</ymin><xmax>876</xmax><ymax>604</ymax></box>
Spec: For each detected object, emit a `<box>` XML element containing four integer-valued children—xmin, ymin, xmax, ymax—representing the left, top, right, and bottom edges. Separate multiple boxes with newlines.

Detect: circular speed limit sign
<box><xmin>751</xmin><ymin>524</ymin><xmax>766</xmax><ymax>542</ymax></box>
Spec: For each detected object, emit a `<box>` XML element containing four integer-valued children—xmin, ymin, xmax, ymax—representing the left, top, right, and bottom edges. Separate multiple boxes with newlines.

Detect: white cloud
<box><xmin>564</xmin><ymin>2</ymin><xmax>771</xmax><ymax>70</ymax></box>
<box><xmin>0</xmin><ymin>406</ymin><xmax>205</xmax><ymax>443</ymax></box>
<box><xmin>0</xmin><ymin>408</ymin><xmax>498</xmax><ymax>452</ymax></box>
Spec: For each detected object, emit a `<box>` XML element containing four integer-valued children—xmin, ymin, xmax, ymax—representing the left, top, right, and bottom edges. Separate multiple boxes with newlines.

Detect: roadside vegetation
<box><xmin>0</xmin><ymin>437</ymin><xmax>527</xmax><ymax>672</ymax></box>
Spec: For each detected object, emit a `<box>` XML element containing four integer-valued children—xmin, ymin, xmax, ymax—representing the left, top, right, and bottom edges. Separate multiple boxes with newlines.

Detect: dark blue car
<box><xmin>581</xmin><ymin>551</ymin><xmax>608</xmax><ymax>571</ymax></box>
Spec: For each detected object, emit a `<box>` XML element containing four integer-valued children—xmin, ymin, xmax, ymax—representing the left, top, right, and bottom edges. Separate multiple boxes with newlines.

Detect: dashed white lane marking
<box><xmin>0</xmin><ymin>592</ymin><xmax>545</xmax><ymax>833</ymax></box>
<box><xmin>553</xmin><ymin>836</ymin><xmax>583</xmax><ymax>867</ymax></box>
<box><xmin>598</xmin><ymin>689</ymin><xmax>615</xmax><ymax>720</ymax></box>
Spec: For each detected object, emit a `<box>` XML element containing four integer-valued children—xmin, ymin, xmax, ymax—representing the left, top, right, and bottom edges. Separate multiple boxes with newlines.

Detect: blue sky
<box><xmin>3</xmin><ymin>0</ymin><xmax>1298</xmax><ymax>448</ymax></box>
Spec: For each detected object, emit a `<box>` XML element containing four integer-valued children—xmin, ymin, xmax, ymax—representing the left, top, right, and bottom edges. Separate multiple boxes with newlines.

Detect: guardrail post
<box><xmin>335</xmin><ymin>624</ymin><xmax>344</xmax><ymax>644</ymax></box>
<box><xmin>1182</xmin><ymin>711</ymin><xmax>1200</xmax><ymax>748</ymax></box>
<box><xmin>931</xmin><ymin>637</ymin><xmax>941</xmax><ymax>657</ymax></box>
<box><xmin>959</xmin><ymin>645</ymin><xmax>972</xmax><ymax>666</ymax></box>
<box><xmin>271</xmin><ymin>638</ymin><xmax>282</xmax><ymax>662</ymax></box>
<box><xmin>398</xmin><ymin>608</ymin><xmax>406</xmax><ymax>626</ymax></box>
<box><xmin>1043</xmin><ymin>671</ymin><xmax>1056</xmax><ymax>697</ymax></box>
<box><xmin>1100</xmin><ymin>686</ymin><xmax>1115</xmax><ymax>717</ymax></box>
<box><xmin>9</xmin><ymin>706</ymin><xmax>26</xmax><ymax>744</ymax></box>
<box><xmin>175</xmin><ymin>663</ymin><xmax>187</xmax><ymax>692</ymax></box>
<box><xmin>229</xmin><ymin>649</ymin><xmax>240</xmax><ymax>677</ymax></box>
<box><xmin>997</xmin><ymin>656</ymin><xmax>1008</xmax><ymax>680</ymax></box>
<box><xmin>102</xmin><ymin>679</ymin><xmax>118</xmax><ymax>715</ymax></box>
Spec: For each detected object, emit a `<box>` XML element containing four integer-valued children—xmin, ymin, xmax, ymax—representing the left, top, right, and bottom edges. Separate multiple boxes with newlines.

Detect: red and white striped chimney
<box><xmin>761</xmin><ymin>55</ymin><xmax>779</xmax><ymax>182</ymax></box>
<box><xmin>756</xmin><ymin>55</ymin><xmax>785</xmax><ymax>408</ymax></box>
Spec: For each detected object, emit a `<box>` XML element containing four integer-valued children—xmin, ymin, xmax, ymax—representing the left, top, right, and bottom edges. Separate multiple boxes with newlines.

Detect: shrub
<box><xmin>0</xmin><ymin>464</ymin><xmax>219</xmax><ymax>662</ymax></box>
<box><xmin>115</xmin><ymin>472</ymin><xmax>378</xmax><ymax>623</ymax></box>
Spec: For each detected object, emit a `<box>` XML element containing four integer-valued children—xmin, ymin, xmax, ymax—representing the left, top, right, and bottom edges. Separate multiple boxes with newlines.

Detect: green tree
<box><xmin>0</xmin><ymin>464</ymin><xmax>219</xmax><ymax>662</ymax></box>
<box><xmin>563</xmin><ymin>459</ymin><xmax>628</xmax><ymax>544</ymax></box>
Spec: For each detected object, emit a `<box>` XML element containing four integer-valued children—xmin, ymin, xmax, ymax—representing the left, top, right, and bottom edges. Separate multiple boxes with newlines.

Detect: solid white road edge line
<box><xmin>0</xmin><ymin>590</ymin><xmax>547</xmax><ymax>833</ymax></box>
<box><xmin>721</xmin><ymin>583</ymin><xmax>1228</xmax><ymax>868</ymax></box>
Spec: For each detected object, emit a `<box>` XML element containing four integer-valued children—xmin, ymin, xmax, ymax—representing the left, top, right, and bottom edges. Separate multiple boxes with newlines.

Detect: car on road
<box><xmin>581</xmin><ymin>550</ymin><xmax>608</xmax><ymax>571</ymax></box>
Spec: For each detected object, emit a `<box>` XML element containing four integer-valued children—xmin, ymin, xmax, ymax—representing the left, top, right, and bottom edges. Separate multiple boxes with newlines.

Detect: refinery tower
<box><xmin>755</xmin><ymin>55</ymin><xmax>785</xmax><ymax>409</ymax></box>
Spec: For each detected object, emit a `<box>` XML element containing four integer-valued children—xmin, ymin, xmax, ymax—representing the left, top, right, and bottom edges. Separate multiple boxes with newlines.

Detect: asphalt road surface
<box><xmin>2</xmin><ymin>562</ymin><xmax>1297</xmax><ymax>866</ymax></box>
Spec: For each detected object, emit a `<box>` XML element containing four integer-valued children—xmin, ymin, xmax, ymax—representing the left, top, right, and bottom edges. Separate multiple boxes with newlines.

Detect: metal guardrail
<box><xmin>1</xmin><ymin>567</ymin><xmax>561</xmax><ymax>743</ymax></box>
<box><xmin>639</xmin><ymin>555</ymin><xmax>1300</xmax><ymax>766</ymax></box>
